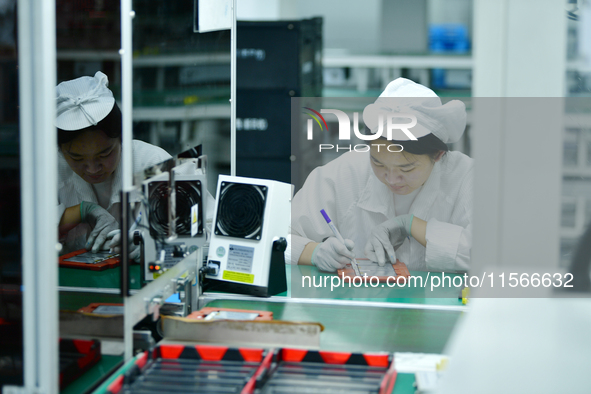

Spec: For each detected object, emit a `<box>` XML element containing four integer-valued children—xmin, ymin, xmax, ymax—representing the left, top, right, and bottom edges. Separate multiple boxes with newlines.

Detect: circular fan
<box><xmin>149</xmin><ymin>180</ymin><xmax>202</xmax><ymax>237</ymax></box>
<box><xmin>214</xmin><ymin>182</ymin><xmax>267</xmax><ymax>240</ymax></box>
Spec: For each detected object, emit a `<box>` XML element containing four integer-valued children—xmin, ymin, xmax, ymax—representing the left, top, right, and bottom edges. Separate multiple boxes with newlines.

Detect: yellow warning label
<box><xmin>223</xmin><ymin>270</ymin><xmax>254</xmax><ymax>284</ymax></box>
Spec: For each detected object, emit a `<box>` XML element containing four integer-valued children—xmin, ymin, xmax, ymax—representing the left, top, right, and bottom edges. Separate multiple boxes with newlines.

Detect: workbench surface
<box><xmin>59</xmin><ymin>264</ymin><xmax>466</xmax><ymax>393</ymax></box>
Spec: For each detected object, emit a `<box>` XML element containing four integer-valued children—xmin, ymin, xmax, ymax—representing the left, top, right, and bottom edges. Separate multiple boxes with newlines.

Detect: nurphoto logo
<box><xmin>303</xmin><ymin>107</ymin><xmax>417</xmax><ymax>152</ymax></box>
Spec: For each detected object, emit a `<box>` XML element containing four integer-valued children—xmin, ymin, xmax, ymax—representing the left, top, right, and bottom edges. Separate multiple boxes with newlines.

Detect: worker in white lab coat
<box><xmin>289</xmin><ymin>78</ymin><xmax>472</xmax><ymax>272</ymax></box>
<box><xmin>56</xmin><ymin>71</ymin><xmax>171</xmax><ymax>256</ymax></box>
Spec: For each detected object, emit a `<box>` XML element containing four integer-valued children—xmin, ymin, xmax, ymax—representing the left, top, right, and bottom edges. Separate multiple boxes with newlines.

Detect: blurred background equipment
<box><xmin>429</xmin><ymin>23</ymin><xmax>471</xmax><ymax>90</ymax></box>
<box><xmin>567</xmin><ymin>216</ymin><xmax>591</xmax><ymax>292</ymax></box>
<box><xmin>56</xmin><ymin>0</ymin><xmax>232</xmax><ymax>198</ymax></box>
<box><xmin>236</xmin><ymin>18</ymin><xmax>323</xmax><ymax>184</ymax></box>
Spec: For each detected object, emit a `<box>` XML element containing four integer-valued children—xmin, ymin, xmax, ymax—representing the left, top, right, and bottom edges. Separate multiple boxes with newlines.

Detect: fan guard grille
<box><xmin>148</xmin><ymin>180</ymin><xmax>203</xmax><ymax>237</ymax></box>
<box><xmin>214</xmin><ymin>182</ymin><xmax>267</xmax><ymax>240</ymax></box>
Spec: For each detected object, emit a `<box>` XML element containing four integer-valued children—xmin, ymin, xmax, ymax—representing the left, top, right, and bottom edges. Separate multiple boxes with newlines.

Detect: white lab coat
<box><xmin>57</xmin><ymin>139</ymin><xmax>172</xmax><ymax>253</ymax></box>
<box><xmin>288</xmin><ymin>150</ymin><xmax>473</xmax><ymax>272</ymax></box>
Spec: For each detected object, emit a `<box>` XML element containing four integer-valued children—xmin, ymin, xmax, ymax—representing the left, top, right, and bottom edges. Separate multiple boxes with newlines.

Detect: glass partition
<box><xmin>51</xmin><ymin>6</ymin><xmax>231</xmax><ymax>386</ymax></box>
<box><xmin>55</xmin><ymin>0</ymin><xmax>126</xmax><ymax>370</ymax></box>
<box><xmin>131</xmin><ymin>0</ymin><xmax>231</xmax><ymax>196</ymax></box>
<box><xmin>56</xmin><ymin>0</ymin><xmax>230</xmax><ymax>297</ymax></box>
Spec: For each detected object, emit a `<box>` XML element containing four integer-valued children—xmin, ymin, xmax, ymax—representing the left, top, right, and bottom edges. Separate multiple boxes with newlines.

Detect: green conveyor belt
<box><xmin>60</xmin><ymin>264</ymin><xmax>466</xmax><ymax>309</ymax></box>
<box><xmin>59</xmin><ymin>292</ymin><xmax>123</xmax><ymax>312</ymax></box>
<box><xmin>59</xmin><ymin>265</ymin><xmax>143</xmax><ymax>290</ymax></box>
<box><xmin>393</xmin><ymin>373</ymin><xmax>417</xmax><ymax>394</ymax></box>
<box><xmin>61</xmin><ymin>355</ymin><xmax>122</xmax><ymax>394</ymax></box>
<box><xmin>204</xmin><ymin>298</ymin><xmax>462</xmax><ymax>354</ymax></box>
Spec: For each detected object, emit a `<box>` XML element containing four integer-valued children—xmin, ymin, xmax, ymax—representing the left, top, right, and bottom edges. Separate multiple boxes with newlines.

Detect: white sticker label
<box><xmin>227</xmin><ymin>244</ymin><xmax>255</xmax><ymax>273</ymax></box>
<box><xmin>92</xmin><ymin>305</ymin><xmax>124</xmax><ymax>315</ymax></box>
<box><xmin>191</xmin><ymin>204</ymin><xmax>199</xmax><ymax>237</ymax></box>
<box><xmin>204</xmin><ymin>311</ymin><xmax>259</xmax><ymax>321</ymax></box>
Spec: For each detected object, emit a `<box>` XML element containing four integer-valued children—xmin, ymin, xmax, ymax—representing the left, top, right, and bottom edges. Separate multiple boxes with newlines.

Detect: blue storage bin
<box><xmin>429</xmin><ymin>24</ymin><xmax>470</xmax><ymax>53</ymax></box>
<box><xmin>429</xmin><ymin>24</ymin><xmax>471</xmax><ymax>89</ymax></box>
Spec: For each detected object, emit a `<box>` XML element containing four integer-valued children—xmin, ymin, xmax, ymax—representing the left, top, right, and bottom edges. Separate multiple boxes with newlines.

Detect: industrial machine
<box><xmin>139</xmin><ymin>158</ymin><xmax>208</xmax><ymax>281</ymax></box>
<box><xmin>204</xmin><ymin>175</ymin><xmax>292</xmax><ymax>297</ymax></box>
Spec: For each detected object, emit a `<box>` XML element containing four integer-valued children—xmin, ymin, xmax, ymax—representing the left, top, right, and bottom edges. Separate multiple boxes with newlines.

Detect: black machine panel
<box><xmin>236</xmin><ymin>157</ymin><xmax>291</xmax><ymax>185</ymax></box>
<box><xmin>237</xmin><ymin>18</ymin><xmax>322</xmax><ymax>95</ymax></box>
<box><xmin>236</xmin><ymin>89</ymin><xmax>293</xmax><ymax>159</ymax></box>
<box><xmin>236</xmin><ymin>18</ymin><xmax>323</xmax><ymax>184</ymax></box>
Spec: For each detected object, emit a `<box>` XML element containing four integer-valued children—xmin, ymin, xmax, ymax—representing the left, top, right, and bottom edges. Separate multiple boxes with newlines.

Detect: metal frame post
<box><xmin>16</xmin><ymin>0</ymin><xmax>58</xmax><ymax>392</ymax></box>
<box><xmin>120</xmin><ymin>0</ymin><xmax>135</xmax><ymax>361</ymax></box>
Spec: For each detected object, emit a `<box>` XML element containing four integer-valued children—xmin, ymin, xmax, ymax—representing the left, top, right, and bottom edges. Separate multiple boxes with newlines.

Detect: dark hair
<box><xmin>57</xmin><ymin>101</ymin><xmax>122</xmax><ymax>146</ymax></box>
<box><xmin>390</xmin><ymin>133</ymin><xmax>449</xmax><ymax>161</ymax></box>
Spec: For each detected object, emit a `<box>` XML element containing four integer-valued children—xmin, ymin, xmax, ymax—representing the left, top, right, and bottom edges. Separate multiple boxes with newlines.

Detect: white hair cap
<box><xmin>55</xmin><ymin>71</ymin><xmax>115</xmax><ymax>131</ymax></box>
<box><xmin>362</xmin><ymin>78</ymin><xmax>467</xmax><ymax>143</ymax></box>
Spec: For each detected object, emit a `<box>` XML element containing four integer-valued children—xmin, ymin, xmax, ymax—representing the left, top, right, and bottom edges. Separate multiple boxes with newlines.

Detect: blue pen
<box><xmin>320</xmin><ymin>209</ymin><xmax>362</xmax><ymax>276</ymax></box>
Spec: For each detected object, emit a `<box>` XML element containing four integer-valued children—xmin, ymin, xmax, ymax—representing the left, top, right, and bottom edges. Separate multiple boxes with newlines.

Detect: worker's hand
<box><xmin>80</xmin><ymin>201</ymin><xmax>119</xmax><ymax>253</ymax></box>
<box><xmin>365</xmin><ymin>214</ymin><xmax>414</xmax><ymax>266</ymax></box>
<box><xmin>311</xmin><ymin>237</ymin><xmax>355</xmax><ymax>272</ymax></box>
<box><xmin>108</xmin><ymin>232</ymin><xmax>141</xmax><ymax>262</ymax></box>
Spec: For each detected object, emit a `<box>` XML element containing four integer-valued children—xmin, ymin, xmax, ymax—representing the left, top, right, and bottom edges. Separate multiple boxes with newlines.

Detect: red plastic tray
<box><xmin>107</xmin><ymin>344</ymin><xmax>272</xmax><ymax>394</ymax></box>
<box><xmin>273</xmin><ymin>348</ymin><xmax>397</xmax><ymax>394</ymax></box>
<box><xmin>59</xmin><ymin>338</ymin><xmax>101</xmax><ymax>390</ymax></box>
<box><xmin>337</xmin><ymin>259</ymin><xmax>411</xmax><ymax>283</ymax></box>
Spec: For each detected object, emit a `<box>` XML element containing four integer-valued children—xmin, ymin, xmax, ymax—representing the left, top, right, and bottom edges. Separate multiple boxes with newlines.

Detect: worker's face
<box><xmin>61</xmin><ymin>130</ymin><xmax>121</xmax><ymax>184</ymax></box>
<box><xmin>369</xmin><ymin>143</ymin><xmax>443</xmax><ymax>195</ymax></box>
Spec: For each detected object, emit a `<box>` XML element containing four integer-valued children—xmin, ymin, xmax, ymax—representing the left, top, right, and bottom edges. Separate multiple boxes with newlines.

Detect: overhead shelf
<box><xmin>323</xmin><ymin>53</ymin><xmax>473</xmax><ymax>69</ymax></box>
<box><xmin>132</xmin><ymin>104</ymin><xmax>230</xmax><ymax>121</ymax></box>
<box><xmin>322</xmin><ymin>52</ymin><xmax>473</xmax><ymax>92</ymax></box>
<box><xmin>57</xmin><ymin>51</ymin><xmax>230</xmax><ymax>66</ymax></box>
